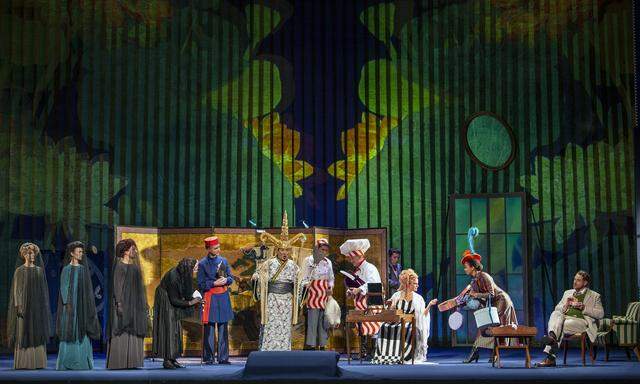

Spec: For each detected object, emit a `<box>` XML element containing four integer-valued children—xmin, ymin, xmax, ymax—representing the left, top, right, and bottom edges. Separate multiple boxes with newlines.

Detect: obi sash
<box><xmin>202</xmin><ymin>286</ymin><xmax>228</xmax><ymax>324</ymax></box>
<box><xmin>267</xmin><ymin>281</ymin><xmax>294</xmax><ymax>294</ymax></box>
<box><xmin>306</xmin><ymin>280</ymin><xmax>329</xmax><ymax>310</ymax></box>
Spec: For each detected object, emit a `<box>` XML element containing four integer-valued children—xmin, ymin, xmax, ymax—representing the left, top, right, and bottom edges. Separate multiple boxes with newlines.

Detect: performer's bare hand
<box><xmin>116</xmin><ymin>302</ymin><xmax>123</xmax><ymax>316</ymax></box>
<box><xmin>347</xmin><ymin>288</ymin><xmax>361</xmax><ymax>297</ymax></box>
<box><xmin>189</xmin><ymin>298</ymin><xmax>202</xmax><ymax>306</ymax></box>
<box><xmin>469</xmin><ymin>292</ymin><xmax>479</xmax><ymax>298</ymax></box>
<box><xmin>325</xmin><ymin>288</ymin><xmax>333</xmax><ymax>297</ymax></box>
<box><xmin>572</xmin><ymin>301</ymin><xmax>585</xmax><ymax>310</ymax></box>
<box><xmin>192</xmin><ymin>263</ymin><xmax>199</xmax><ymax>274</ymax></box>
<box><xmin>425</xmin><ymin>298</ymin><xmax>438</xmax><ymax>314</ymax></box>
<box><xmin>251</xmin><ymin>273</ymin><xmax>259</xmax><ymax>281</ymax></box>
<box><xmin>16</xmin><ymin>305</ymin><xmax>23</xmax><ymax>318</ymax></box>
<box><xmin>214</xmin><ymin>277</ymin><xmax>227</xmax><ymax>286</ymax></box>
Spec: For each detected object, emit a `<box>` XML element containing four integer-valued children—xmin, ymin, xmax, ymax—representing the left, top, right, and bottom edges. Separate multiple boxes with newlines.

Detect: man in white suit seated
<box><xmin>536</xmin><ymin>270</ymin><xmax>604</xmax><ymax>367</ymax></box>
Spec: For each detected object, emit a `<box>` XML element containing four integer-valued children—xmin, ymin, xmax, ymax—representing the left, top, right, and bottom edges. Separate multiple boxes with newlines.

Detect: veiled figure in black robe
<box><xmin>7</xmin><ymin>243</ymin><xmax>51</xmax><ymax>369</ymax></box>
<box><xmin>106</xmin><ymin>239</ymin><xmax>150</xmax><ymax>369</ymax></box>
<box><xmin>55</xmin><ymin>241</ymin><xmax>101</xmax><ymax>370</ymax></box>
<box><xmin>152</xmin><ymin>258</ymin><xmax>201</xmax><ymax>369</ymax></box>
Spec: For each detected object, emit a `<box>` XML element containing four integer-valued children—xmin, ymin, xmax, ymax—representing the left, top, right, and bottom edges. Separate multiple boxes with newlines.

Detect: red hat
<box><xmin>204</xmin><ymin>236</ymin><xmax>220</xmax><ymax>248</ymax></box>
<box><xmin>316</xmin><ymin>238</ymin><xmax>329</xmax><ymax>247</ymax></box>
<box><xmin>461</xmin><ymin>249</ymin><xmax>482</xmax><ymax>265</ymax></box>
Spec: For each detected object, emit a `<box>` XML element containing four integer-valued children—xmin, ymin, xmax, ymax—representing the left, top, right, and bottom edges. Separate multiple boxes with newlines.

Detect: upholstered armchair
<box><xmin>595</xmin><ymin>302</ymin><xmax>640</xmax><ymax>361</ymax></box>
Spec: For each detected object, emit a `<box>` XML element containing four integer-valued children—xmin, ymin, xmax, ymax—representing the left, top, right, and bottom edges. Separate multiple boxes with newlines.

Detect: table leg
<box><xmin>411</xmin><ymin>318</ymin><xmax>415</xmax><ymax>365</ymax></box>
<box><xmin>400</xmin><ymin>318</ymin><xmax>405</xmax><ymax>365</ymax></box>
<box><xmin>346</xmin><ymin>322</ymin><xmax>351</xmax><ymax>365</ymax></box>
<box><xmin>492</xmin><ymin>338</ymin><xmax>497</xmax><ymax>368</ymax></box>
<box><xmin>525</xmin><ymin>338</ymin><xmax>532</xmax><ymax>368</ymax></box>
<box><xmin>496</xmin><ymin>344</ymin><xmax>502</xmax><ymax>368</ymax></box>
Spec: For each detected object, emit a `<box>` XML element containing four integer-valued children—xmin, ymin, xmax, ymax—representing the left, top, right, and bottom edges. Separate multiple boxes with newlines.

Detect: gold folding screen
<box><xmin>115</xmin><ymin>226</ymin><xmax>387</xmax><ymax>356</ymax></box>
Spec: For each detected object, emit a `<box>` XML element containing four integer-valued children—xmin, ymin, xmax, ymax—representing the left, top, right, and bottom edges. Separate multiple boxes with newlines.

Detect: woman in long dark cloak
<box><xmin>106</xmin><ymin>239</ymin><xmax>150</xmax><ymax>369</ymax></box>
<box><xmin>152</xmin><ymin>258</ymin><xmax>201</xmax><ymax>369</ymax></box>
<box><xmin>55</xmin><ymin>241</ymin><xmax>101</xmax><ymax>370</ymax></box>
<box><xmin>7</xmin><ymin>243</ymin><xmax>51</xmax><ymax>369</ymax></box>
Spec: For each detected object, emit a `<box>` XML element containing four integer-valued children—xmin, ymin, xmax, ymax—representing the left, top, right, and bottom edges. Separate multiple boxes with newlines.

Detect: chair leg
<box><xmin>634</xmin><ymin>345</ymin><xmax>640</xmax><ymax>362</ymax></box>
<box><xmin>625</xmin><ymin>348</ymin><xmax>632</xmax><ymax>361</ymax></box>
<box><xmin>563</xmin><ymin>340</ymin><xmax>568</xmax><ymax>365</ymax></box>
<box><xmin>593</xmin><ymin>345</ymin><xmax>598</xmax><ymax>361</ymax></box>
<box><xmin>581</xmin><ymin>335</ymin><xmax>586</xmax><ymax>366</ymax></box>
<box><xmin>605</xmin><ymin>343</ymin><xmax>609</xmax><ymax>362</ymax></box>
<box><xmin>588</xmin><ymin>340</ymin><xmax>595</xmax><ymax>364</ymax></box>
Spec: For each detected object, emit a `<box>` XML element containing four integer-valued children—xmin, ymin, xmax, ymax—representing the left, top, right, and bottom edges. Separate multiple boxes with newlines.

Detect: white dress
<box><xmin>371</xmin><ymin>291</ymin><xmax>431</xmax><ymax>364</ymax></box>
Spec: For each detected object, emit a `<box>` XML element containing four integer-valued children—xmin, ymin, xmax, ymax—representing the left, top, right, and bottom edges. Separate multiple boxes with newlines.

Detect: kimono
<box><xmin>56</xmin><ymin>264</ymin><xmax>100</xmax><ymax>370</ymax></box>
<box><xmin>256</xmin><ymin>257</ymin><xmax>300</xmax><ymax>351</ymax></box>
<box><xmin>371</xmin><ymin>291</ymin><xmax>432</xmax><ymax>364</ymax></box>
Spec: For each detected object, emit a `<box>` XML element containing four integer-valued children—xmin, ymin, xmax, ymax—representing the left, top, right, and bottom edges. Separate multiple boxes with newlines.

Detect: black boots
<box><xmin>463</xmin><ymin>347</ymin><xmax>480</xmax><ymax>363</ymax></box>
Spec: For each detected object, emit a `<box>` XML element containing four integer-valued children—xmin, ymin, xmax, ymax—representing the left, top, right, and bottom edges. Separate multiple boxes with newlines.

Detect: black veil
<box><xmin>55</xmin><ymin>241</ymin><xmax>101</xmax><ymax>342</ymax></box>
<box><xmin>106</xmin><ymin>239</ymin><xmax>149</xmax><ymax>339</ymax></box>
<box><xmin>7</xmin><ymin>243</ymin><xmax>51</xmax><ymax>349</ymax></box>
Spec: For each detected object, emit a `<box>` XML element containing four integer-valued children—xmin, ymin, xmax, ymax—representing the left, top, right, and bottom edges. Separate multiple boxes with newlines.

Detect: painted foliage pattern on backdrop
<box><xmin>0</xmin><ymin>0</ymin><xmax>636</xmax><ymax>347</ymax></box>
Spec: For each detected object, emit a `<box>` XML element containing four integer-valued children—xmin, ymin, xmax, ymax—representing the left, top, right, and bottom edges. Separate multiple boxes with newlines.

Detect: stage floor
<box><xmin>0</xmin><ymin>348</ymin><xmax>638</xmax><ymax>383</ymax></box>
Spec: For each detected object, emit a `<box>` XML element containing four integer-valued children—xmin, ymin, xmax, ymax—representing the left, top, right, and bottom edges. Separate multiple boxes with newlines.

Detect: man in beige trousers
<box><xmin>536</xmin><ymin>270</ymin><xmax>604</xmax><ymax>367</ymax></box>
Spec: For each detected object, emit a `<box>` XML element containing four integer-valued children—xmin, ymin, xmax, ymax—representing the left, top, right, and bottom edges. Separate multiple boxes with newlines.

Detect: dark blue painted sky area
<box><xmin>260</xmin><ymin>0</ymin><xmax>390</xmax><ymax>228</ymax></box>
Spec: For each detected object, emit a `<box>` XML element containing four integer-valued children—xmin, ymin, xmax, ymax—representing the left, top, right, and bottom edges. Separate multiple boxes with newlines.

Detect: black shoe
<box><xmin>171</xmin><ymin>360</ymin><xmax>186</xmax><ymax>368</ymax></box>
<box><xmin>218</xmin><ymin>360</ymin><xmax>231</xmax><ymax>365</ymax></box>
<box><xmin>542</xmin><ymin>335</ymin><xmax>557</xmax><ymax>346</ymax></box>
<box><xmin>535</xmin><ymin>356</ymin><xmax>557</xmax><ymax>367</ymax></box>
<box><xmin>163</xmin><ymin>360</ymin><xmax>176</xmax><ymax>369</ymax></box>
<box><xmin>463</xmin><ymin>347</ymin><xmax>480</xmax><ymax>363</ymax></box>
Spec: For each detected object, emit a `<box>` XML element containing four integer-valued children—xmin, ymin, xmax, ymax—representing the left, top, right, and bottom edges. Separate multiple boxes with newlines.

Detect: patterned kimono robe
<box><xmin>256</xmin><ymin>258</ymin><xmax>300</xmax><ymax>351</ymax></box>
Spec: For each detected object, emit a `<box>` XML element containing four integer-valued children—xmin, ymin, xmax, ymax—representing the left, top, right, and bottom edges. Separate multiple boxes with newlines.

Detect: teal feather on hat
<box><xmin>467</xmin><ymin>227</ymin><xmax>479</xmax><ymax>254</ymax></box>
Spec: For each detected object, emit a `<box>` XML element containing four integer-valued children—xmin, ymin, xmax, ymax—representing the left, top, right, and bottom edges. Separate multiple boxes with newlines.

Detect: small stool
<box><xmin>562</xmin><ymin>332</ymin><xmax>594</xmax><ymax>366</ymax></box>
<box><xmin>487</xmin><ymin>325</ymin><xmax>538</xmax><ymax>368</ymax></box>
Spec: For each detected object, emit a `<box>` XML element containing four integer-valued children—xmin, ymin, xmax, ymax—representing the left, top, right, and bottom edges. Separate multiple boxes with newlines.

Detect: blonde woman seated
<box><xmin>371</xmin><ymin>269</ymin><xmax>437</xmax><ymax>364</ymax></box>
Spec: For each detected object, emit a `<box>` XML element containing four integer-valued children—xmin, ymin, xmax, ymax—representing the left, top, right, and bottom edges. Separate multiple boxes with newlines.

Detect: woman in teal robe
<box><xmin>56</xmin><ymin>242</ymin><xmax>101</xmax><ymax>370</ymax></box>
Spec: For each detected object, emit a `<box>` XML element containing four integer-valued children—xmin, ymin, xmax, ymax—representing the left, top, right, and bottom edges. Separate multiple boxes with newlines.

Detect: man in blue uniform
<box><xmin>197</xmin><ymin>236</ymin><xmax>234</xmax><ymax>364</ymax></box>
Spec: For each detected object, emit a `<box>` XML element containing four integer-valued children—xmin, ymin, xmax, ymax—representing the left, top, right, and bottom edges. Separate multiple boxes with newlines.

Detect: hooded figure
<box><xmin>153</xmin><ymin>258</ymin><xmax>201</xmax><ymax>369</ymax></box>
<box><xmin>55</xmin><ymin>241</ymin><xmax>101</xmax><ymax>370</ymax></box>
<box><xmin>7</xmin><ymin>242</ymin><xmax>51</xmax><ymax>369</ymax></box>
<box><xmin>106</xmin><ymin>239</ymin><xmax>149</xmax><ymax>369</ymax></box>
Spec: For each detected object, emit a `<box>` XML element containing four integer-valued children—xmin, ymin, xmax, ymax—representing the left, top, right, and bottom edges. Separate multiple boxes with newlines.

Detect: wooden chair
<box><xmin>562</xmin><ymin>332</ymin><xmax>595</xmax><ymax>366</ymax></box>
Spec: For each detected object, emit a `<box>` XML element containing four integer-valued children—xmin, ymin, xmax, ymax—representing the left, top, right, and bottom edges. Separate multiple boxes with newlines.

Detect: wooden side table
<box><xmin>487</xmin><ymin>325</ymin><xmax>538</xmax><ymax>368</ymax></box>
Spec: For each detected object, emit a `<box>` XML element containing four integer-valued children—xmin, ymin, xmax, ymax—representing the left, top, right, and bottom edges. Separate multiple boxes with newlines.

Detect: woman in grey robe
<box><xmin>7</xmin><ymin>243</ymin><xmax>51</xmax><ymax>369</ymax></box>
<box><xmin>106</xmin><ymin>239</ymin><xmax>150</xmax><ymax>369</ymax></box>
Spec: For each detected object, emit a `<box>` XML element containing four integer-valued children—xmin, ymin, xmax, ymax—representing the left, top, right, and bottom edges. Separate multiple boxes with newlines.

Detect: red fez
<box><xmin>204</xmin><ymin>236</ymin><xmax>220</xmax><ymax>248</ymax></box>
<box><xmin>317</xmin><ymin>238</ymin><xmax>329</xmax><ymax>246</ymax></box>
<box><xmin>461</xmin><ymin>249</ymin><xmax>482</xmax><ymax>265</ymax></box>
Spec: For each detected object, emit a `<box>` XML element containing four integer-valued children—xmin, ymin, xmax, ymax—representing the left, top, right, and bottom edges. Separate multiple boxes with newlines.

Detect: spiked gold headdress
<box><xmin>260</xmin><ymin>211</ymin><xmax>307</xmax><ymax>249</ymax></box>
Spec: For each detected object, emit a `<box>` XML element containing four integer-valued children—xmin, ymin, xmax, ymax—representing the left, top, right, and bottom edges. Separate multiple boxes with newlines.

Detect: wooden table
<box><xmin>345</xmin><ymin>309</ymin><xmax>415</xmax><ymax>365</ymax></box>
<box><xmin>487</xmin><ymin>325</ymin><xmax>538</xmax><ymax>368</ymax></box>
